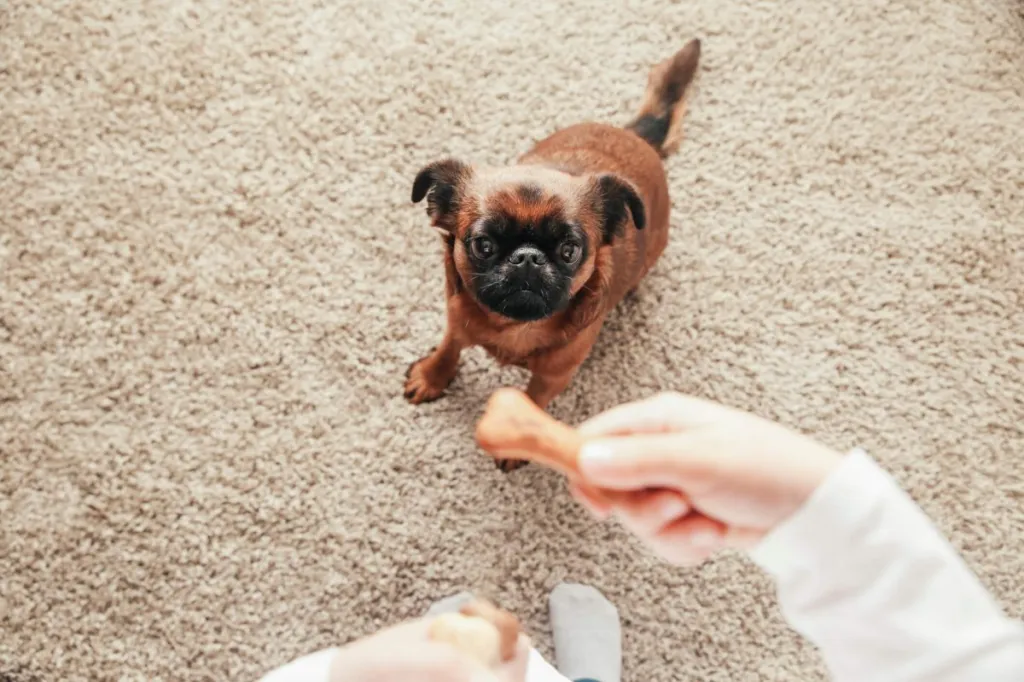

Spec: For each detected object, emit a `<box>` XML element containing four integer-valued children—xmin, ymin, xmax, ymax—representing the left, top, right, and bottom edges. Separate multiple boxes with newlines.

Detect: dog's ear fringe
<box><xmin>593</xmin><ymin>174</ymin><xmax>646</xmax><ymax>243</ymax></box>
<box><xmin>412</xmin><ymin>159</ymin><xmax>469</xmax><ymax>203</ymax></box>
<box><xmin>412</xmin><ymin>159</ymin><xmax>471</xmax><ymax>231</ymax></box>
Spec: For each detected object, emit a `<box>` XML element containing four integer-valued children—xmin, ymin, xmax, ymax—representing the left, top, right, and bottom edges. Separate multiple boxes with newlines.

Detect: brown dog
<box><xmin>405</xmin><ymin>40</ymin><xmax>701</xmax><ymax>468</ymax></box>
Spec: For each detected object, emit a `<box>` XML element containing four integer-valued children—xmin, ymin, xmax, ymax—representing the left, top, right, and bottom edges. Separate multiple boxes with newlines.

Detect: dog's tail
<box><xmin>626</xmin><ymin>39</ymin><xmax>701</xmax><ymax>158</ymax></box>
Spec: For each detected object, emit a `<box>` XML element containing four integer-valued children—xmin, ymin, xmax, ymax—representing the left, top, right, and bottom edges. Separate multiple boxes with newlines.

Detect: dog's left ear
<box><xmin>412</xmin><ymin>158</ymin><xmax>471</xmax><ymax>231</ymax></box>
<box><xmin>590</xmin><ymin>174</ymin><xmax>646</xmax><ymax>243</ymax></box>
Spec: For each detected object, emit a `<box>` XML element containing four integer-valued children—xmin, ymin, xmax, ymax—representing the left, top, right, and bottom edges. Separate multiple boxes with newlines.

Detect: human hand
<box><xmin>328</xmin><ymin>616</ymin><xmax>530</xmax><ymax>682</ymax></box>
<box><xmin>571</xmin><ymin>392</ymin><xmax>844</xmax><ymax>565</ymax></box>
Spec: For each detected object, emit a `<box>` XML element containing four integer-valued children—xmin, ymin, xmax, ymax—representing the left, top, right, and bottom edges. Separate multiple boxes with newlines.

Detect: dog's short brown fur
<box><xmin>405</xmin><ymin>41</ymin><xmax>701</xmax><ymax>467</ymax></box>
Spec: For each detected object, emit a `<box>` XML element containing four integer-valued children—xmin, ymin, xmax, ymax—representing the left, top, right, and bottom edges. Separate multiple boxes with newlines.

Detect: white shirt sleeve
<box><xmin>258</xmin><ymin>648</ymin><xmax>338</xmax><ymax>682</ymax></box>
<box><xmin>256</xmin><ymin>646</ymin><xmax>570</xmax><ymax>682</ymax></box>
<box><xmin>749</xmin><ymin>449</ymin><xmax>1024</xmax><ymax>682</ymax></box>
<box><xmin>525</xmin><ymin>648</ymin><xmax>572</xmax><ymax>682</ymax></box>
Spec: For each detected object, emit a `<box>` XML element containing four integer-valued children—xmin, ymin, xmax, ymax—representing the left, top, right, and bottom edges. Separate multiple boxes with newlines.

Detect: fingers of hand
<box><xmin>578</xmin><ymin>433</ymin><xmax>707</xmax><ymax>490</ymax></box>
<box><xmin>425</xmin><ymin>626</ymin><xmax>531</xmax><ymax>682</ymax></box>
<box><xmin>339</xmin><ymin>618</ymin><xmax>524</xmax><ymax>682</ymax></box>
<box><xmin>644</xmin><ymin>514</ymin><xmax>728</xmax><ymax>567</ymax></box>
<box><xmin>606</xmin><ymin>489</ymin><xmax>691</xmax><ymax>537</ymax></box>
<box><xmin>495</xmin><ymin>634</ymin><xmax>531</xmax><ymax>682</ymax></box>
<box><xmin>659</xmin><ymin>514</ymin><xmax>727</xmax><ymax>548</ymax></box>
<box><xmin>570</xmin><ymin>483</ymin><xmax>726</xmax><ymax>568</ymax></box>
<box><xmin>722</xmin><ymin>525</ymin><xmax>765</xmax><ymax>550</ymax></box>
<box><xmin>568</xmin><ymin>482</ymin><xmax>612</xmax><ymax>520</ymax></box>
<box><xmin>336</xmin><ymin>638</ymin><xmax>480</xmax><ymax>682</ymax></box>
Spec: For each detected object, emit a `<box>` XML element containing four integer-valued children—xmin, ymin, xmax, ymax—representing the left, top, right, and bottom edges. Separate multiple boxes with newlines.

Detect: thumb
<box><xmin>578</xmin><ymin>433</ymin><xmax>710</xmax><ymax>491</ymax></box>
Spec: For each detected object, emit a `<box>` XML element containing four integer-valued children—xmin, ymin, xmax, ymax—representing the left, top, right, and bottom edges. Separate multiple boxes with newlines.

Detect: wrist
<box><xmin>792</xmin><ymin>438</ymin><xmax>845</xmax><ymax>504</ymax></box>
<box><xmin>759</xmin><ymin>418</ymin><xmax>846</xmax><ymax>514</ymax></box>
<box><xmin>749</xmin><ymin>447</ymin><xmax>866</xmax><ymax>571</ymax></box>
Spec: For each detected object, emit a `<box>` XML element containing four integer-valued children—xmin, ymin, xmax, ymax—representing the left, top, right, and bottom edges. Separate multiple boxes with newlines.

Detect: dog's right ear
<box><xmin>412</xmin><ymin>159</ymin><xmax>471</xmax><ymax>231</ymax></box>
<box><xmin>587</xmin><ymin>173</ymin><xmax>646</xmax><ymax>244</ymax></box>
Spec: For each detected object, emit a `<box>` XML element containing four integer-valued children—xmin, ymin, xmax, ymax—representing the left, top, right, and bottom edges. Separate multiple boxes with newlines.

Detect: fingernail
<box><xmin>579</xmin><ymin>443</ymin><xmax>614</xmax><ymax>473</ymax></box>
<box><xmin>690</xmin><ymin>529</ymin><xmax>721</xmax><ymax>548</ymax></box>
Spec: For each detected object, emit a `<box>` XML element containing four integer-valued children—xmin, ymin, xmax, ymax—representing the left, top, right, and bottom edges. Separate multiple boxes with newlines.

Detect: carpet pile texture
<box><xmin>2</xmin><ymin>0</ymin><xmax>1022</xmax><ymax>680</ymax></box>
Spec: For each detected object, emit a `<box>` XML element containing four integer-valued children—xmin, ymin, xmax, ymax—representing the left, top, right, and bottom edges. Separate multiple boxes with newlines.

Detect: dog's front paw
<box><xmin>496</xmin><ymin>458</ymin><xmax>529</xmax><ymax>473</ymax></box>
<box><xmin>404</xmin><ymin>355</ymin><xmax>451</xmax><ymax>404</ymax></box>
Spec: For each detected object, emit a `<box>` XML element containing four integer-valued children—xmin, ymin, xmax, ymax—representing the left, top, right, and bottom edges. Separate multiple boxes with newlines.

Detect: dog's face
<box><xmin>412</xmin><ymin>160</ymin><xmax>646</xmax><ymax>322</ymax></box>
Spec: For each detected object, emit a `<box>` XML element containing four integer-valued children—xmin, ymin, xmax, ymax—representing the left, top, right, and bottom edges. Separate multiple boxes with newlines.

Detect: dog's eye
<box><xmin>471</xmin><ymin>237</ymin><xmax>496</xmax><ymax>259</ymax></box>
<box><xmin>559</xmin><ymin>242</ymin><xmax>581</xmax><ymax>264</ymax></box>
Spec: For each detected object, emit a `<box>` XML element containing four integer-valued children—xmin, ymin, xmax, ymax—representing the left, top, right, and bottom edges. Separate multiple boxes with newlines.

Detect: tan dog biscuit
<box><xmin>475</xmin><ymin>388</ymin><xmax>637</xmax><ymax>504</ymax></box>
<box><xmin>427</xmin><ymin>598</ymin><xmax>521</xmax><ymax>668</ymax></box>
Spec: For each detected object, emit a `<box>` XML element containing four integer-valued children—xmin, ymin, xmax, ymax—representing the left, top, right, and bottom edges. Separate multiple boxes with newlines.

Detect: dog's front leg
<box><xmin>526</xmin><ymin>321</ymin><xmax>603</xmax><ymax>409</ymax></box>
<box><xmin>404</xmin><ymin>300</ymin><xmax>467</xmax><ymax>404</ymax></box>
<box><xmin>404</xmin><ymin>330</ymin><xmax>464</xmax><ymax>404</ymax></box>
<box><xmin>493</xmin><ymin>323</ymin><xmax>602</xmax><ymax>472</ymax></box>
<box><xmin>524</xmin><ymin>369</ymin><xmax>578</xmax><ymax>412</ymax></box>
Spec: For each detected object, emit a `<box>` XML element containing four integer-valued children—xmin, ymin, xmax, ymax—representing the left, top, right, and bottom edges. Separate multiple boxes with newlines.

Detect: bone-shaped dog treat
<box><xmin>474</xmin><ymin>388</ymin><xmax>637</xmax><ymax>505</ymax></box>
<box><xmin>475</xmin><ymin>388</ymin><xmax>586</xmax><ymax>479</ymax></box>
<box><xmin>427</xmin><ymin>598</ymin><xmax>521</xmax><ymax>668</ymax></box>
<box><xmin>459</xmin><ymin>599</ymin><xmax>520</xmax><ymax>662</ymax></box>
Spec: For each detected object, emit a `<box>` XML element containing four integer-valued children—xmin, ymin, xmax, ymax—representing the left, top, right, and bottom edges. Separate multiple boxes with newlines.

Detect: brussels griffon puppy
<box><xmin>405</xmin><ymin>40</ymin><xmax>701</xmax><ymax>467</ymax></box>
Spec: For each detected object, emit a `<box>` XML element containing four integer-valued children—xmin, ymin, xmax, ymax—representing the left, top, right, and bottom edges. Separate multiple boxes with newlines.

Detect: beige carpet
<box><xmin>2</xmin><ymin>0</ymin><xmax>1023</xmax><ymax>680</ymax></box>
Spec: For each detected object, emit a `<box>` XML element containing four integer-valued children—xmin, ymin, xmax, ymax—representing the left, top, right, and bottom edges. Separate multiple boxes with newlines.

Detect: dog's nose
<box><xmin>509</xmin><ymin>246</ymin><xmax>548</xmax><ymax>268</ymax></box>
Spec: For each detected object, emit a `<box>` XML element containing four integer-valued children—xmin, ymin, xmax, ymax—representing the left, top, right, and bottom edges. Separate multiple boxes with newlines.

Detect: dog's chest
<box><xmin>453</xmin><ymin>293</ymin><xmax>568</xmax><ymax>364</ymax></box>
<box><xmin>476</xmin><ymin>322</ymin><xmax>561</xmax><ymax>366</ymax></box>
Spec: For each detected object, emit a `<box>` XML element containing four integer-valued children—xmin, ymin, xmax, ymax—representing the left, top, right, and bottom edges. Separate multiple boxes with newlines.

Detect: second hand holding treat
<box><xmin>427</xmin><ymin>598</ymin><xmax>522</xmax><ymax>671</ymax></box>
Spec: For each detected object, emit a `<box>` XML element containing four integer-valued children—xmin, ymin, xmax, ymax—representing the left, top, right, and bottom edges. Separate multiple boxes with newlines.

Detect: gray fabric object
<box><xmin>550</xmin><ymin>584</ymin><xmax>622</xmax><ymax>682</ymax></box>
